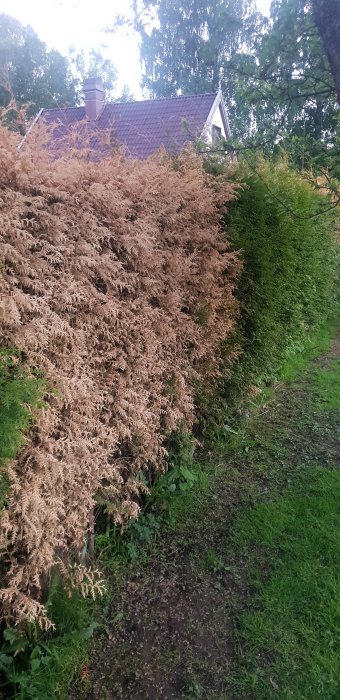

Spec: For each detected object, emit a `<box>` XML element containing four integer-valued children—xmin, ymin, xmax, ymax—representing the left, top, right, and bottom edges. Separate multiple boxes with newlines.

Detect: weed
<box><xmin>280</xmin><ymin>319</ymin><xmax>340</xmax><ymax>382</ymax></box>
<box><xmin>202</xmin><ymin>549</ymin><xmax>233</xmax><ymax>575</ymax></box>
<box><xmin>187</xmin><ymin>678</ymin><xmax>205</xmax><ymax>698</ymax></box>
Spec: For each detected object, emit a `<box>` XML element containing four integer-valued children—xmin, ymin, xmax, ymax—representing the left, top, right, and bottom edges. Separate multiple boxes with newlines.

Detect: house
<box><xmin>34</xmin><ymin>78</ymin><xmax>231</xmax><ymax>160</ymax></box>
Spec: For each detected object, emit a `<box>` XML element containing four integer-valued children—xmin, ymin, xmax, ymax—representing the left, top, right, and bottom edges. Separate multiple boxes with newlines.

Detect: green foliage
<box><xmin>95</xmin><ymin>432</ymin><xmax>204</xmax><ymax>569</ymax></box>
<box><xmin>0</xmin><ymin>13</ymin><xmax>118</xmax><ymax>126</ymax></box>
<box><xmin>230</xmin><ymin>466</ymin><xmax>340</xmax><ymax>699</ymax></box>
<box><xmin>132</xmin><ymin>0</ymin><xmax>339</xmax><ymax>173</ymax></box>
<box><xmin>68</xmin><ymin>47</ymin><xmax>117</xmax><ymax>102</ymax></box>
<box><xmin>200</xmin><ymin>157</ymin><xmax>339</xmax><ymax>440</ymax></box>
<box><xmin>114</xmin><ymin>84</ymin><xmax>135</xmax><ymax>103</ymax></box>
<box><xmin>0</xmin><ymin>13</ymin><xmax>77</xmax><ymax>121</ymax></box>
<box><xmin>311</xmin><ymin>0</ymin><xmax>340</xmax><ymax>104</ymax></box>
<box><xmin>0</xmin><ymin>581</ymin><xmax>97</xmax><ymax>699</ymax></box>
<box><xmin>279</xmin><ymin>317</ymin><xmax>339</xmax><ymax>381</ymax></box>
<box><xmin>148</xmin><ymin>432</ymin><xmax>211</xmax><ymax>526</ymax></box>
<box><xmin>227</xmin><ymin>158</ymin><xmax>338</xmax><ymax>383</ymax></box>
<box><xmin>133</xmin><ymin>0</ymin><xmax>264</xmax><ymax>138</ymax></box>
<box><xmin>237</xmin><ymin>0</ymin><xmax>339</xmax><ymax>169</ymax></box>
<box><xmin>202</xmin><ymin>549</ymin><xmax>227</xmax><ymax>574</ymax></box>
<box><xmin>0</xmin><ymin>348</ymin><xmax>46</xmax><ymax>509</ymax></box>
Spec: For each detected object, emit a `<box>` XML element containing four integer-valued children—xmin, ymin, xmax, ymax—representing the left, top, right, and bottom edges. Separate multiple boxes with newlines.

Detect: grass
<box><xmin>230</xmin><ymin>466</ymin><xmax>340</xmax><ymax>699</ymax></box>
<box><xmin>279</xmin><ymin>317</ymin><xmax>339</xmax><ymax>382</ymax></box>
<box><xmin>315</xmin><ymin>360</ymin><xmax>340</xmax><ymax>409</ymax></box>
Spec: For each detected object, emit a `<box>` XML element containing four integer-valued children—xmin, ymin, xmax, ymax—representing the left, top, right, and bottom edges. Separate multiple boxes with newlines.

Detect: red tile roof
<box><xmin>40</xmin><ymin>93</ymin><xmax>219</xmax><ymax>159</ymax></box>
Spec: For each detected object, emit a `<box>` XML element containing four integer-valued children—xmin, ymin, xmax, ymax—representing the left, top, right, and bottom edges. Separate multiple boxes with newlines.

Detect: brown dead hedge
<box><xmin>0</xmin><ymin>127</ymin><xmax>239</xmax><ymax>626</ymax></box>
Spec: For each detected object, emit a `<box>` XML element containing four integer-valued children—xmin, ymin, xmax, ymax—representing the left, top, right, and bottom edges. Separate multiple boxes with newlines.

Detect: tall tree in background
<box><xmin>69</xmin><ymin>47</ymin><xmax>118</xmax><ymax>102</ymax></box>
<box><xmin>0</xmin><ymin>13</ymin><xmax>76</xmax><ymax>119</ymax></box>
<box><xmin>237</xmin><ymin>0</ymin><xmax>339</xmax><ymax>174</ymax></box>
<box><xmin>133</xmin><ymin>0</ymin><xmax>265</xmax><ymax>137</ymax></box>
<box><xmin>0</xmin><ymin>13</ymin><xmax>119</xmax><ymax>130</ymax></box>
<box><xmin>131</xmin><ymin>0</ymin><xmax>339</xmax><ymax>178</ymax></box>
<box><xmin>311</xmin><ymin>0</ymin><xmax>340</xmax><ymax>104</ymax></box>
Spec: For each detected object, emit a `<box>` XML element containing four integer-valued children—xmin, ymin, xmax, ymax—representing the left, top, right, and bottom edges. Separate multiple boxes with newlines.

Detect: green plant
<box><xmin>125</xmin><ymin>512</ymin><xmax>162</xmax><ymax>562</ymax></box>
<box><xmin>187</xmin><ymin>678</ymin><xmax>204</xmax><ymax>699</ymax></box>
<box><xmin>203</xmin><ymin>549</ymin><xmax>225</xmax><ymax>573</ymax></box>
<box><xmin>0</xmin><ymin>579</ymin><xmax>98</xmax><ymax>699</ymax></box>
<box><xmin>314</xmin><ymin>359</ymin><xmax>340</xmax><ymax>409</ymax></box>
<box><xmin>227</xmin><ymin>158</ymin><xmax>339</xmax><ymax>383</ymax></box>
<box><xmin>95</xmin><ymin>435</ymin><xmax>200</xmax><ymax>567</ymax></box>
<box><xmin>0</xmin><ymin>348</ymin><xmax>46</xmax><ymax>509</ymax></box>
<box><xmin>202</xmin><ymin>157</ymin><xmax>339</xmax><ymax>438</ymax></box>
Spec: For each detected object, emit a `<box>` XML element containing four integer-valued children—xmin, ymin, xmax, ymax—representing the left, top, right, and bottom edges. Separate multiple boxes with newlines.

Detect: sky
<box><xmin>0</xmin><ymin>0</ymin><xmax>272</xmax><ymax>99</ymax></box>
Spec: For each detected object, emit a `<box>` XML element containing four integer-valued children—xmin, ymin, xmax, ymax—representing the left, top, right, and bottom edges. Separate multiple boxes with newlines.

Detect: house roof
<box><xmin>39</xmin><ymin>92</ymin><xmax>223</xmax><ymax>160</ymax></box>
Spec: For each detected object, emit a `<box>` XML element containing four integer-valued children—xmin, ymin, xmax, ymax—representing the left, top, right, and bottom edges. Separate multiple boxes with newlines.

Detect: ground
<box><xmin>70</xmin><ymin>331</ymin><xmax>340</xmax><ymax>700</ymax></box>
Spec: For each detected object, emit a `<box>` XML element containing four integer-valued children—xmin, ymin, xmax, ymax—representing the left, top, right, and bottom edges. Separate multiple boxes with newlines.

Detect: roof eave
<box><xmin>18</xmin><ymin>108</ymin><xmax>44</xmax><ymax>150</ymax></box>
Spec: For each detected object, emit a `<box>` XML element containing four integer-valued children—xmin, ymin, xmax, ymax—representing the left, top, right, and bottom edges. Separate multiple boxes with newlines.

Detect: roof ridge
<box><xmin>41</xmin><ymin>94</ymin><xmax>219</xmax><ymax>115</ymax></box>
<box><xmin>106</xmin><ymin>92</ymin><xmax>219</xmax><ymax>107</ymax></box>
<box><xmin>41</xmin><ymin>105</ymin><xmax>85</xmax><ymax>113</ymax></box>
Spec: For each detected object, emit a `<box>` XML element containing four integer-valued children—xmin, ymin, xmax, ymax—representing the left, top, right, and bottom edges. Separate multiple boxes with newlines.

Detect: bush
<box><xmin>0</xmin><ymin>127</ymin><xmax>239</xmax><ymax>626</ymax></box>
<box><xmin>198</xmin><ymin>157</ymin><xmax>339</xmax><ymax>436</ymax></box>
<box><xmin>233</xmin><ymin>159</ymin><xmax>338</xmax><ymax>375</ymax></box>
<box><xmin>217</xmin><ymin>158</ymin><xmax>338</xmax><ymax>415</ymax></box>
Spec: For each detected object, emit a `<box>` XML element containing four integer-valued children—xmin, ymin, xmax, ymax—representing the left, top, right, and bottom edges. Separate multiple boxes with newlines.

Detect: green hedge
<box><xmin>229</xmin><ymin>159</ymin><xmax>338</xmax><ymax>379</ymax></box>
<box><xmin>200</xmin><ymin>157</ymin><xmax>339</xmax><ymax>433</ymax></box>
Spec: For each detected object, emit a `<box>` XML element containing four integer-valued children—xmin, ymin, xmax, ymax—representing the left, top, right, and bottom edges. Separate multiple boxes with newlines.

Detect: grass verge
<box><xmin>279</xmin><ymin>317</ymin><xmax>339</xmax><ymax>382</ymax></box>
<box><xmin>229</xmin><ymin>466</ymin><xmax>340</xmax><ymax>699</ymax></box>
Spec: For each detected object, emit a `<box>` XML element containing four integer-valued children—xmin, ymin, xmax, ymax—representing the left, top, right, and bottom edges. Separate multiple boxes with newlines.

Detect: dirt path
<box><xmin>70</xmin><ymin>334</ymin><xmax>340</xmax><ymax>700</ymax></box>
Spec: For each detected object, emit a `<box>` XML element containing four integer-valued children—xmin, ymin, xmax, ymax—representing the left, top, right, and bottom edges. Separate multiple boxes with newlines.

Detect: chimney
<box><xmin>83</xmin><ymin>77</ymin><xmax>105</xmax><ymax>121</ymax></box>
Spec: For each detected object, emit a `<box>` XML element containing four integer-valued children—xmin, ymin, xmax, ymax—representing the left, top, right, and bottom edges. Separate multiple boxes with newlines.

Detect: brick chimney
<box><xmin>83</xmin><ymin>77</ymin><xmax>105</xmax><ymax>120</ymax></box>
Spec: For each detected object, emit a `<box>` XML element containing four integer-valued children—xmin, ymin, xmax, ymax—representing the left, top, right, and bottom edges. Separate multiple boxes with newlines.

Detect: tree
<box><xmin>218</xmin><ymin>0</ymin><xmax>339</xmax><ymax>180</ymax></box>
<box><xmin>69</xmin><ymin>47</ymin><xmax>118</xmax><ymax>102</ymax></box>
<box><xmin>311</xmin><ymin>0</ymin><xmax>340</xmax><ymax>104</ymax></box>
<box><xmin>0</xmin><ymin>13</ymin><xmax>119</xmax><ymax>129</ymax></box>
<box><xmin>0</xmin><ymin>13</ymin><xmax>76</xmax><ymax>119</ymax></box>
<box><xmin>115</xmin><ymin>84</ymin><xmax>135</xmax><ymax>102</ymax></box>
<box><xmin>132</xmin><ymin>0</ymin><xmax>265</xmax><ymax>138</ymax></box>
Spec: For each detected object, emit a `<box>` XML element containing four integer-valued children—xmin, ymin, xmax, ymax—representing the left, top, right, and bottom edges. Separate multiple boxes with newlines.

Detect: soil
<box><xmin>69</xmin><ymin>334</ymin><xmax>340</xmax><ymax>700</ymax></box>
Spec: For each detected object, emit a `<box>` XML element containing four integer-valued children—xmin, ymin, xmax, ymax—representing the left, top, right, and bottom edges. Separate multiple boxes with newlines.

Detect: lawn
<box><xmin>231</xmin><ymin>466</ymin><xmax>340</xmax><ymax>699</ymax></box>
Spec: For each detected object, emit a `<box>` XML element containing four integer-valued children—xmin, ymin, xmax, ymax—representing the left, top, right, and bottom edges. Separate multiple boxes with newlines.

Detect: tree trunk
<box><xmin>311</xmin><ymin>0</ymin><xmax>340</xmax><ymax>104</ymax></box>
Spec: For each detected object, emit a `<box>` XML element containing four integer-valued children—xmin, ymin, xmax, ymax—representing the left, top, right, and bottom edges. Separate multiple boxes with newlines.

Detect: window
<box><xmin>212</xmin><ymin>124</ymin><xmax>222</xmax><ymax>145</ymax></box>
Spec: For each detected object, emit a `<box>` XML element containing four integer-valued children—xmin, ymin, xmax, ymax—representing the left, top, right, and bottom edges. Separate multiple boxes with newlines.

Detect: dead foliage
<box><xmin>0</xmin><ymin>126</ymin><xmax>239</xmax><ymax>625</ymax></box>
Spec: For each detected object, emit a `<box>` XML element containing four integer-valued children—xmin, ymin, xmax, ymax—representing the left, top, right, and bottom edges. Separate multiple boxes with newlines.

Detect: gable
<box><xmin>201</xmin><ymin>91</ymin><xmax>231</xmax><ymax>145</ymax></box>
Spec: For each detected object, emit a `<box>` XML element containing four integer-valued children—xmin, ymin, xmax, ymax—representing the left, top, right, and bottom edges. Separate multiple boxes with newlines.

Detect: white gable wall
<box><xmin>203</xmin><ymin>104</ymin><xmax>227</xmax><ymax>143</ymax></box>
<box><xmin>201</xmin><ymin>92</ymin><xmax>231</xmax><ymax>146</ymax></box>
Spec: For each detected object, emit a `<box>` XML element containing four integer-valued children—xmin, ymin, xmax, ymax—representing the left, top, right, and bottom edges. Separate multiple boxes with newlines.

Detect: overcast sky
<box><xmin>0</xmin><ymin>0</ymin><xmax>272</xmax><ymax>98</ymax></box>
